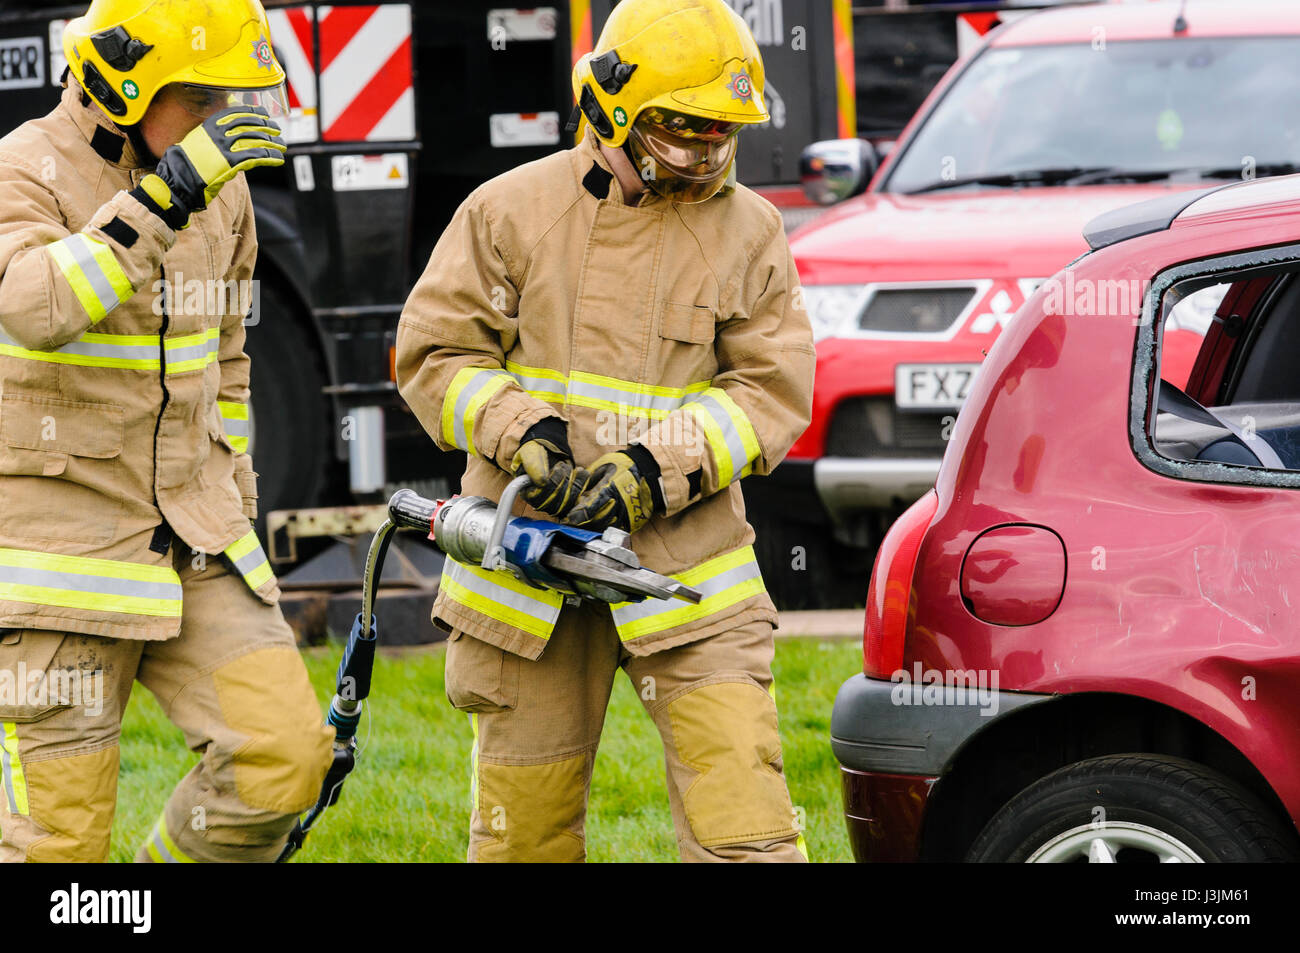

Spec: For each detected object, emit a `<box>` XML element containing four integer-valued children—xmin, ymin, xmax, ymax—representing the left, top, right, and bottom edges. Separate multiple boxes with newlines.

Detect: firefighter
<box><xmin>397</xmin><ymin>0</ymin><xmax>815</xmax><ymax>862</ymax></box>
<box><xmin>0</xmin><ymin>0</ymin><xmax>332</xmax><ymax>862</ymax></box>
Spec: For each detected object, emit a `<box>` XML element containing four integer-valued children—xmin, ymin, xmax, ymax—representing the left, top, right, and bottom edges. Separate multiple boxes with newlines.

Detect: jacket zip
<box><xmin>152</xmin><ymin>264</ymin><xmax>170</xmax><ymax>507</ymax></box>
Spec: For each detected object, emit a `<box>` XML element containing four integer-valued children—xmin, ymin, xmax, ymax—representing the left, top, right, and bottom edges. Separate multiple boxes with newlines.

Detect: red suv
<box><xmin>831</xmin><ymin>176</ymin><xmax>1300</xmax><ymax>863</ymax></box>
<box><xmin>770</xmin><ymin>0</ymin><xmax>1300</xmax><ymax>607</ymax></box>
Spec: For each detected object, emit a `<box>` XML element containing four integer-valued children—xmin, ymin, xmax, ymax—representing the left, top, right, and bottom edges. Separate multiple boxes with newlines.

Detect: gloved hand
<box><xmin>566</xmin><ymin>444</ymin><xmax>663</xmax><ymax>534</ymax></box>
<box><xmin>135</xmin><ymin>106</ymin><xmax>286</xmax><ymax>228</ymax></box>
<box><xmin>510</xmin><ymin>417</ymin><xmax>589</xmax><ymax>518</ymax></box>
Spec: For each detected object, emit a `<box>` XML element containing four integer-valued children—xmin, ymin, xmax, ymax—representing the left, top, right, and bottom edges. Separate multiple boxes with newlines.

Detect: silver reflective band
<box><xmin>450</xmin><ymin>370</ymin><xmax>511</xmax><ymax>453</ymax></box>
<box><xmin>444</xmin><ymin>558</ymin><xmax>562</xmax><ymax>618</ymax></box>
<box><xmin>0</xmin><ymin>565</ymin><xmax>181</xmax><ymax>603</ymax></box>
<box><xmin>506</xmin><ymin>366</ymin><xmax>565</xmax><ymax>401</ymax></box>
<box><xmin>0</xmin><ymin>733</ymin><xmax>19</xmax><ymax>815</ymax></box>
<box><xmin>67</xmin><ymin>235</ymin><xmax>122</xmax><ymax>313</ymax></box>
<box><xmin>691</xmin><ymin>392</ymin><xmax>755</xmax><ymax>478</ymax></box>
<box><xmin>230</xmin><ymin>544</ymin><xmax>266</xmax><ymax>579</ymax></box>
<box><xmin>0</xmin><ymin>327</ymin><xmax>160</xmax><ymax>369</ymax></box>
<box><xmin>164</xmin><ymin>331</ymin><xmax>220</xmax><ymax>372</ymax></box>
<box><xmin>225</xmin><ymin>531</ymin><xmax>274</xmax><ymax>590</ymax></box>
<box><xmin>222</xmin><ymin>417</ymin><xmax>250</xmax><ymax>438</ymax></box>
<box><xmin>610</xmin><ymin>560</ymin><xmax>762</xmax><ymax>628</ymax></box>
<box><xmin>567</xmin><ymin>376</ymin><xmax>691</xmax><ymax>416</ymax></box>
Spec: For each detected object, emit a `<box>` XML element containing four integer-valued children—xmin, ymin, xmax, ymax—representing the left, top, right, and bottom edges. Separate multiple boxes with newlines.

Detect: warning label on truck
<box><xmin>0</xmin><ymin>37</ymin><xmax>44</xmax><ymax>90</ymax></box>
<box><xmin>331</xmin><ymin>153</ymin><xmax>410</xmax><ymax>191</ymax></box>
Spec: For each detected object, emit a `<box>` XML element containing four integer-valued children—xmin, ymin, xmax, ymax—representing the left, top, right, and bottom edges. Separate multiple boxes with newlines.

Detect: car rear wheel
<box><xmin>966</xmin><ymin>754</ymin><xmax>1299</xmax><ymax>863</ymax></box>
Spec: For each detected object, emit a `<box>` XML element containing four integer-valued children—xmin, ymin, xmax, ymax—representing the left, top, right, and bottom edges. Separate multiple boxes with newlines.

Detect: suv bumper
<box><xmin>813</xmin><ymin>457</ymin><xmax>941</xmax><ymax>522</ymax></box>
<box><xmin>831</xmin><ymin>672</ymin><xmax>1052</xmax><ymax>861</ymax></box>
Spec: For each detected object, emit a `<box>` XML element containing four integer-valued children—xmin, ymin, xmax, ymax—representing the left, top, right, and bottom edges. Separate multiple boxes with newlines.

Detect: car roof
<box><xmin>1175</xmin><ymin>174</ymin><xmax>1300</xmax><ymax>224</ymax></box>
<box><xmin>1080</xmin><ymin>175</ymin><xmax>1300</xmax><ymax>251</ymax></box>
<box><xmin>993</xmin><ymin>0</ymin><xmax>1300</xmax><ymax>46</ymax></box>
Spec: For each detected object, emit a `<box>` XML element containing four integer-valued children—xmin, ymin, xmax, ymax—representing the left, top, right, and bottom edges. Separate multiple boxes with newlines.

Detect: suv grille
<box><xmin>826</xmin><ymin>397</ymin><xmax>953</xmax><ymax>457</ymax></box>
<box><xmin>858</xmin><ymin>287</ymin><xmax>977</xmax><ymax>334</ymax></box>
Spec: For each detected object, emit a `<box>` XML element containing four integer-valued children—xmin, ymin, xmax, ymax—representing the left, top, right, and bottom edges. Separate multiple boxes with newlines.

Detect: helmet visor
<box><xmin>172</xmin><ymin>83</ymin><xmax>291</xmax><ymax>122</ymax></box>
<box><xmin>628</xmin><ymin>108</ymin><xmax>740</xmax><ymax>203</ymax></box>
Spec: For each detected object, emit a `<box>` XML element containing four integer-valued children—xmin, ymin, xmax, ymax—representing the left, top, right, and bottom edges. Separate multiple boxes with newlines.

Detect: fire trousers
<box><xmin>0</xmin><ymin>546</ymin><xmax>333</xmax><ymax>862</ymax></box>
<box><xmin>446</xmin><ymin>599</ymin><xmax>807</xmax><ymax>862</ymax></box>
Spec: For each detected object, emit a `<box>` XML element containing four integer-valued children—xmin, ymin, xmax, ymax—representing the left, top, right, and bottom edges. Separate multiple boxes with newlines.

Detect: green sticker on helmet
<box><xmin>121</xmin><ymin>80</ymin><xmax>139</xmax><ymax>100</ymax></box>
<box><xmin>613</xmin><ymin>106</ymin><xmax>628</xmax><ymax>127</ymax></box>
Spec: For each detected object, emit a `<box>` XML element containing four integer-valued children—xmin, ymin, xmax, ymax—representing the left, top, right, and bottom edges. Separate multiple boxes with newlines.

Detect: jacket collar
<box><xmin>58</xmin><ymin>79</ymin><xmax>149</xmax><ymax>171</ymax></box>
<box><xmin>578</xmin><ymin>131</ymin><xmax>659</xmax><ymax>209</ymax></box>
<box><xmin>575</xmin><ymin>129</ymin><xmax>736</xmax><ymax>207</ymax></box>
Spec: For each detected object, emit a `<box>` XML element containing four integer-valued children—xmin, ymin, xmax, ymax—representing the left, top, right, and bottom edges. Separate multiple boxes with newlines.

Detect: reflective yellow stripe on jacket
<box><xmin>164</xmin><ymin>328</ymin><xmax>220</xmax><ymax>374</ymax></box>
<box><xmin>684</xmin><ymin>387</ymin><xmax>761</xmax><ymax>487</ymax></box>
<box><xmin>0</xmin><ymin>327</ymin><xmax>219</xmax><ymax>374</ymax></box>
<box><xmin>1</xmin><ymin>721</ymin><xmax>29</xmax><ymax>816</ymax></box>
<box><xmin>610</xmin><ymin>545</ymin><xmax>766</xmax><ymax>641</ymax></box>
<box><xmin>225</xmin><ymin>531</ymin><xmax>273</xmax><ymax>591</ymax></box>
<box><xmin>218</xmin><ymin>401</ymin><xmax>250</xmax><ymax>453</ymax></box>
<box><xmin>0</xmin><ymin>548</ymin><xmax>182</xmax><ymax>618</ymax></box>
<box><xmin>442</xmin><ymin>367</ymin><xmax>513</xmax><ymax>456</ymax></box>
<box><xmin>440</xmin><ymin>556</ymin><xmax>563</xmax><ymax>639</ymax></box>
<box><xmin>142</xmin><ymin>812</ymin><xmax>195</xmax><ymax>863</ymax></box>
<box><xmin>505</xmin><ymin>360</ymin><xmax>710</xmax><ymax>420</ymax></box>
<box><xmin>46</xmin><ymin>232</ymin><xmax>133</xmax><ymax>324</ymax></box>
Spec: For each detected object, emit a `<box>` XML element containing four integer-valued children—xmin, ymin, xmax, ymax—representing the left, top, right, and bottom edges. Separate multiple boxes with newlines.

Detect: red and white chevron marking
<box><xmin>318</xmin><ymin>3</ymin><xmax>415</xmax><ymax>142</ymax></box>
<box><xmin>265</xmin><ymin>5</ymin><xmax>318</xmax><ymax>143</ymax></box>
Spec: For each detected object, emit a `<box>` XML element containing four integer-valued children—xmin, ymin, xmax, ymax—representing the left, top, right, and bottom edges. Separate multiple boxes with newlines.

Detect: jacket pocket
<box><xmin>659</xmin><ymin>302</ymin><xmax>716</xmax><ymax>345</ymax></box>
<box><xmin>0</xmin><ymin>395</ymin><xmax>125</xmax><ymax>542</ymax></box>
<box><xmin>0</xmin><ymin>394</ymin><xmax>123</xmax><ymax>465</ymax></box>
<box><xmin>209</xmin><ymin>234</ymin><xmax>242</xmax><ymax>279</ymax></box>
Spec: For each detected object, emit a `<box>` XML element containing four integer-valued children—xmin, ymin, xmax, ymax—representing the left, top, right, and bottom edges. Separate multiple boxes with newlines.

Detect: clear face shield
<box><xmin>171</xmin><ymin>82</ymin><xmax>291</xmax><ymax>123</ymax></box>
<box><xmin>626</xmin><ymin>107</ymin><xmax>741</xmax><ymax>204</ymax></box>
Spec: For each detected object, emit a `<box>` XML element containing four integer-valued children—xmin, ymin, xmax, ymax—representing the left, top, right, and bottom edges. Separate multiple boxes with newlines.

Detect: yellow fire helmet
<box><xmin>63</xmin><ymin>0</ymin><xmax>288</xmax><ymax>127</ymax></box>
<box><xmin>568</xmin><ymin>0</ymin><xmax>769</xmax><ymax>150</ymax></box>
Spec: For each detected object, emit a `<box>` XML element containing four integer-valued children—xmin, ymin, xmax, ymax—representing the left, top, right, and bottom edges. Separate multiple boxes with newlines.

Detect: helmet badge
<box><xmin>250</xmin><ymin>37</ymin><xmax>275</xmax><ymax>70</ymax></box>
<box><xmin>727</xmin><ymin>70</ymin><xmax>753</xmax><ymax>104</ymax></box>
<box><xmin>612</xmin><ymin>106</ymin><xmax>628</xmax><ymax>127</ymax></box>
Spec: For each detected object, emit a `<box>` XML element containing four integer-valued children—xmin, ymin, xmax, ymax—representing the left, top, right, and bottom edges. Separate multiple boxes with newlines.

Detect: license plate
<box><xmin>895</xmin><ymin>363</ymin><xmax>979</xmax><ymax>410</ymax></box>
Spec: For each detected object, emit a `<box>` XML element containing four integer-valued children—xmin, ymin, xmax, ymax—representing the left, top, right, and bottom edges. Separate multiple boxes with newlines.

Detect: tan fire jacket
<box><xmin>0</xmin><ymin>82</ymin><xmax>277</xmax><ymax>642</ymax></box>
<box><xmin>397</xmin><ymin>132</ymin><xmax>815</xmax><ymax>659</ymax></box>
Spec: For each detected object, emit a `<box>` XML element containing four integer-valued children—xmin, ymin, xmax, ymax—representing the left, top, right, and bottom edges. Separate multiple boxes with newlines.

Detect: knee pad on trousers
<box><xmin>211</xmin><ymin>647</ymin><xmax>332</xmax><ymax>814</ymax></box>
<box><xmin>17</xmin><ymin>746</ymin><xmax>119</xmax><ymax>863</ymax></box>
<box><xmin>666</xmin><ymin>680</ymin><xmax>798</xmax><ymax>849</ymax></box>
<box><xmin>474</xmin><ymin>752</ymin><xmax>588</xmax><ymax>862</ymax></box>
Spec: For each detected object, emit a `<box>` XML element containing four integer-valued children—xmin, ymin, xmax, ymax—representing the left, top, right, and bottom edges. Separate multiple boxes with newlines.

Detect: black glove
<box><xmin>510</xmin><ymin>418</ymin><xmax>589</xmax><ymax>518</ymax></box>
<box><xmin>566</xmin><ymin>443</ymin><xmax>664</xmax><ymax>533</ymax></box>
<box><xmin>132</xmin><ymin>106</ymin><xmax>285</xmax><ymax>228</ymax></box>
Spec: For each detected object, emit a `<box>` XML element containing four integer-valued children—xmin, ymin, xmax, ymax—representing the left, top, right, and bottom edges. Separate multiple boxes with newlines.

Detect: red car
<box><xmin>770</xmin><ymin>0</ymin><xmax>1300</xmax><ymax>607</ymax></box>
<box><xmin>831</xmin><ymin>173</ymin><xmax>1300</xmax><ymax>863</ymax></box>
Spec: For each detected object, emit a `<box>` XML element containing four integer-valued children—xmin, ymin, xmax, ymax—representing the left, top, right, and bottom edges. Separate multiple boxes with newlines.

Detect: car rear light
<box><xmin>864</xmin><ymin>489</ymin><xmax>939</xmax><ymax>678</ymax></box>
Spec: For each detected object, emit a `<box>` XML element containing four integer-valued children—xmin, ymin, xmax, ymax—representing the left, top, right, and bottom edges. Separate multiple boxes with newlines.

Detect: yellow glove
<box><xmin>566</xmin><ymin>445</ymin><xmax>663</xmax><ymax>533</ymax></box>
<box><xmin>139</xmin><ymin>106</ymin><xmax>286</xmax><ymax>227</ymax></box>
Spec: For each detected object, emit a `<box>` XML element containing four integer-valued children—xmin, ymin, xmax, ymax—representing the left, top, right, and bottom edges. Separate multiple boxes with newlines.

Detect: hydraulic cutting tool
<box><xmin>278</xmin><ymin>476</ymin><xmax>700</xmax><ymax>860</ymax></box>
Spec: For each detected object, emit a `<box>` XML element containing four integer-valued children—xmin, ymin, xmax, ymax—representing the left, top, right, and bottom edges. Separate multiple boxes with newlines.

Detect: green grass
<box><xmin>109</xmin><ymin>637</ymin><xmax>861</xmax><ymax>862</ymax></box>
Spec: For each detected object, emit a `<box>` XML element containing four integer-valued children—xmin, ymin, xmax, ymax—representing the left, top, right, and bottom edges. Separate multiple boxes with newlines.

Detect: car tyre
<box><xmin>966</xmin><ymin>754</ymin><xmax>1299</xmax><ymax>863</ymax></box>
<box><xmin>244</xmin><ymin>281</ymin><xmax>333</xmax><ymax>526</ymax></box>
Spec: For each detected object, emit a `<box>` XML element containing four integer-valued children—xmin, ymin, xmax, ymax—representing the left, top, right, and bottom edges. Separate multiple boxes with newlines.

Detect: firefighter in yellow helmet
<box><xmin>397</xmin><ymin>0</ymin><xmax>815</xmax><ymax>862</ymax></box>
<box><xmin>0</xmin><ymin>0</ymin><xmax>332</xmax><ymax>862</ymax></box>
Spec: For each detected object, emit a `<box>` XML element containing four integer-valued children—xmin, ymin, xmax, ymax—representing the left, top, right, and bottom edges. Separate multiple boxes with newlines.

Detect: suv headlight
<box><xmin>800</xmin><ymin>284</ymin><xmax>867</xmax><ymax>341</ymax></box>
